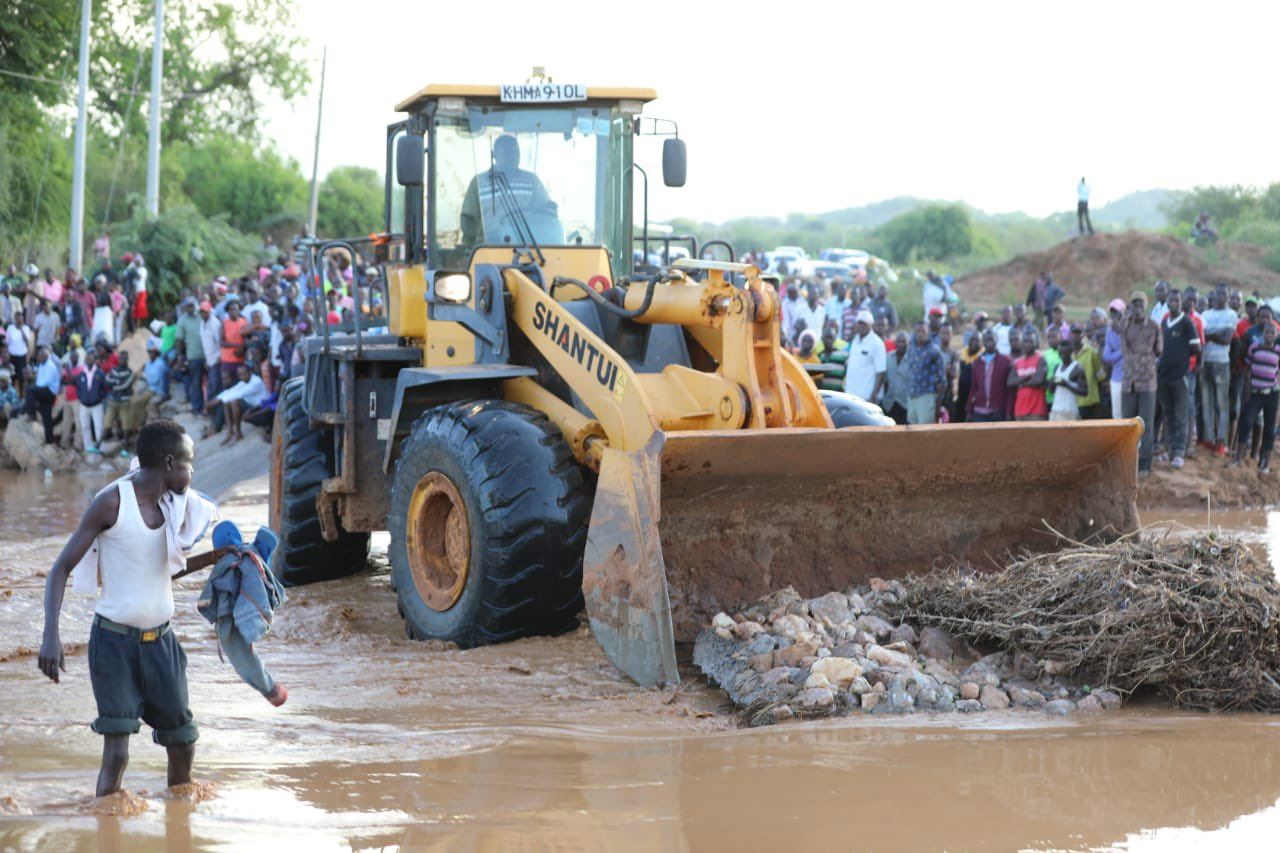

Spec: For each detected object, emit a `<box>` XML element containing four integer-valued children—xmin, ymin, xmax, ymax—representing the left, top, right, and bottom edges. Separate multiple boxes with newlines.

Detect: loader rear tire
<box><xmin>269</xmin><ymin>377</ymin><xmax>371</xmax><ymax>586</ymax></box>
<box><xmin>388</xmin><ymin>400</ymin><xmax>591</xmax><ymax>647</ymax></box>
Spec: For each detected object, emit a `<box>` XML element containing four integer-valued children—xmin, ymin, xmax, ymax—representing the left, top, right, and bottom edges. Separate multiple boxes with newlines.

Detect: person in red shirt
<box><xmin>219</xmin><ymin>301</ymin><xmax>249</xmax><ymax>390</ymax></box>
<box><xmin>1008</xmin><ymin>330</ymin><xmax>1048</xmax><ymax>420</ymax></box>
<box><xmin>61</xmin><ymin>349</ymin><xmax>84</xmax><ymax>450</ymax></box>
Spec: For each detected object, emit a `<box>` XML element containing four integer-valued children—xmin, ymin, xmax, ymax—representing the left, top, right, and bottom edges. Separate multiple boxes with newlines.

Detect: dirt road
<box><xmin>4</xmin><ymin>476</ymin><xmax>1280</xmax><ymax>850</ymax></box>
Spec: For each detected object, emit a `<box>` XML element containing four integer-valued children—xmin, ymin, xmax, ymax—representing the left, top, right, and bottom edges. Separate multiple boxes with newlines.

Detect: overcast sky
<box><xmin>266</xmin><ymin>0</ymin><xmax>1279</xmax><ymax>223</ymax></box>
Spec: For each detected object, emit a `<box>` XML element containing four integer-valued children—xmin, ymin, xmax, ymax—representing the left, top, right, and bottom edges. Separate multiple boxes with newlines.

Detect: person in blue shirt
<box><xmin>23</xmin><ymin>346</ymin><xmax>61</xmax><ymax>443</ymax></box>
<box><xmin>143</xmin><ymin>340</ymin><xmax>170</xmax><ymax>401</ymax></box>
<box><xmin>905</xmin><ymin>322</ymin><xmax>947</xmax><ymax>424</ymax></box>
<box><xmin>0</xmin><ymin>374</ymin><xmax>20</xmax><ymax>427</ymax></box>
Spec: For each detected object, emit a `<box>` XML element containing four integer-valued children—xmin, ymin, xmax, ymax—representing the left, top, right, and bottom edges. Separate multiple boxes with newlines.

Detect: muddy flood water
<box><xmin>3</xmin><ymin>473</ymin><xmax>1280</xmax><ymax>850</ymax></box>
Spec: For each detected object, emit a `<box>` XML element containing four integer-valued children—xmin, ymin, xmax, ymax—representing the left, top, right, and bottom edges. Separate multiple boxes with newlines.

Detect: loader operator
<box><xmin>460</xmin><ymin>134</ymin><xmax>559</xmax><ymax>248</ymax></box>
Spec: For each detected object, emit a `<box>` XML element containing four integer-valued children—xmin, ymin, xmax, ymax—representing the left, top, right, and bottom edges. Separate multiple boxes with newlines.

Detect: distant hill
<box><xmin>814</xmin><ymin>190</ymin><xmax>1179</xmax><ymax>233</ymax></box>
<box><xmin>1092</xmin><ymin>189</ymin><xmax>1183</xmax><ymax>230</ymax></box>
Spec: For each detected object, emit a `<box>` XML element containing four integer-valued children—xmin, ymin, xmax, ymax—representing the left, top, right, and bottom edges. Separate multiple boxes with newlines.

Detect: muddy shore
<box><xmin>4</xmin><ymin>477</ymin><xmax>1280</xmax><ymax>848</ymax></box>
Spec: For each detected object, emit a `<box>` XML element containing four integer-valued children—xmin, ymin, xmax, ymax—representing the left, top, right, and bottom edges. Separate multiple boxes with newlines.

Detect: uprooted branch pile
<box><xmin>893</xmin><ymin>532</ymin><xmax>1280</xmax><ymax>712</ymax></box>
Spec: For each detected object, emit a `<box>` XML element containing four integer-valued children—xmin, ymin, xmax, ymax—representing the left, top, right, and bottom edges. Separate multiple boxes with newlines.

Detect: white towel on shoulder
<box><xmin>69</xmin><ymin>461</ymin><xmax>220</xmax><ymax>595</ymax></box>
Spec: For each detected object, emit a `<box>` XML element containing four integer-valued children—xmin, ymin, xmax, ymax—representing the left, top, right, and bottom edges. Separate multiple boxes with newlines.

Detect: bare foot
<box><xmin>219</xmin><ymin>432</ymin><xmax>234</xmax><ymax>446</ymax></box>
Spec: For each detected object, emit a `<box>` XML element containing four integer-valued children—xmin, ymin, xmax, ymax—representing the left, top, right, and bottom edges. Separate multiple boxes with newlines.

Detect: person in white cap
<box><xmin>843</xmin><ymin>309</ymin><xmax>887</xmax><ymax>404</ymax></box>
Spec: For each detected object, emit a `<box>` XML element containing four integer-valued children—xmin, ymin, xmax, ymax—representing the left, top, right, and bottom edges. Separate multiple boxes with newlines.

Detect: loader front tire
<box><xmin>388</xmin><ymin>400</ymin><xmax>591</xmax><ymax>647</ymax></box>
<box><xmin>269</xmin><ymin>377</ymin><xmax>371</xmax><ymax>586</ymax></box>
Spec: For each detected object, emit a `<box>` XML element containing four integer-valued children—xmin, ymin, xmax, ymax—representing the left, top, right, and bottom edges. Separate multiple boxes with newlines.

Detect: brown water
<box><xmin>2</xmin><ymin>475</ymin><xmax>1280</xmax><ymax>851</ymax></box>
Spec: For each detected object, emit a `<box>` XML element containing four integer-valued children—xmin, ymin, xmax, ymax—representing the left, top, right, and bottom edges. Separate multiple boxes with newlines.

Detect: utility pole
<box><xmin>145</xmin><ymin>0</ymin><xmax>164</xmax><ymax>217</ymax></box>
<box><xmin>69</xmin><ymin>0</ymin><xmax>92</xmax><ymax>273</ymax></box>
<box><xmin>308</xmin><ymin>47</ymin><xmax>327</xmax><ymax>237</ymax></box>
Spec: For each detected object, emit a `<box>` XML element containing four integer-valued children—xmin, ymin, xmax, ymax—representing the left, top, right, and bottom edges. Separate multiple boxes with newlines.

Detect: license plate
<box><xmin>501</xmin><ymin>83</ymin><xmax>587</xmax><ymax>103</ymax></box>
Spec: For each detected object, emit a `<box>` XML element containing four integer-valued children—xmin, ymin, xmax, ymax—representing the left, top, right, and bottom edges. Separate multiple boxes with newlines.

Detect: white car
<box><xmin>791</xmin><ymin>259</ymin><xmax>855</xmax><ymax>280</ymax></box>
<box><xmin>820</xmin><ymin>248</ymin><xmax>870</xmax><ymax>269</ymax></box>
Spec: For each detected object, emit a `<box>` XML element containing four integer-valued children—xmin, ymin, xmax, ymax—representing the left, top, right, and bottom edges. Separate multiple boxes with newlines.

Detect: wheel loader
<box><xmin>269</xmin><ymin>80</ymin><xmax>1142</xmax><ymax>686</ymax></box>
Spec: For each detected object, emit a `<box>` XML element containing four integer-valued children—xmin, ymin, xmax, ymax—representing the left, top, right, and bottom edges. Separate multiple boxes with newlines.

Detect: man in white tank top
<box><xmin>38</xmin><ymin>419</ymin><xmax>200</xmax><ymax>798</ymax></box>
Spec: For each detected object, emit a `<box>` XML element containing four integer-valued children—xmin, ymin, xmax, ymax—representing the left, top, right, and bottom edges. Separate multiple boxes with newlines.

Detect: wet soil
<box><xmin>1139</xmin><ymin>451</ymin><xmax>1280</xmax><ymax>511</ymax></box>
<box><xmin>4</xmin><ymin>474</ymin><xmax>1280</xmax><ymax>849</ymax></box>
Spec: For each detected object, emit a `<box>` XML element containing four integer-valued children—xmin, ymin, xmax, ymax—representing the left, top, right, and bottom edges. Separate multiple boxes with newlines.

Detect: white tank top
<box><xmin>95</xmin><ymin>479</ymin><xmax>173</xmax><ymax>629</ymax></box>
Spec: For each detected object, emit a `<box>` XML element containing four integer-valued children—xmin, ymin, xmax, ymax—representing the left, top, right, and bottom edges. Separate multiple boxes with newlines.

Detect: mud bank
<box><xmin>1139</xmin><ymin>452</ymin><xmax>1280</xmax><ymax>511</ymax></box>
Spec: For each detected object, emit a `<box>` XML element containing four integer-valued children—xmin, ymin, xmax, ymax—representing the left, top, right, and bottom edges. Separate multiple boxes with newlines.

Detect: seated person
<box><xmin>459</xmin><ymin>134</ymin><xmax>560</xmax><ymax>247</ymax></box>
<box><xmin>1191</xmin><ymin>212</ymin><xmax>1218</xmax><ymax>243</ymax></box>
<box><xmin>207</xmin><ymin>363</ymin><xmax>267</xmax><ymax>445</ymax></box>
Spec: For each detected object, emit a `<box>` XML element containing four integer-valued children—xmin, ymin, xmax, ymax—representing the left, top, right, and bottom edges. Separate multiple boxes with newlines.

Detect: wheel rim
<box><xmin>406</xmin><ymin>472</ymin><xmax>470</xmax><ymax>611</ymax></box>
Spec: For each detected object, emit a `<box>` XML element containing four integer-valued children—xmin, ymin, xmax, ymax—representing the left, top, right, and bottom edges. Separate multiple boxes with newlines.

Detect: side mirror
<box><xmin>662</xmin><ymin>138</ymin><xmax>687</xmax><ymax>188</ymax></box>
<box><xmin>396</xmin><ymin>134</ymin><xmax>425</xmax><ymax>187</ymax></box>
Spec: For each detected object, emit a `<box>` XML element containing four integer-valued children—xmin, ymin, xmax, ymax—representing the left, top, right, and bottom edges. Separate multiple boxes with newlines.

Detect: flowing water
<box><xmin>2</xmin><ymin>474</ymin><xmax>1280</xmax><ymax>851</ymax></box>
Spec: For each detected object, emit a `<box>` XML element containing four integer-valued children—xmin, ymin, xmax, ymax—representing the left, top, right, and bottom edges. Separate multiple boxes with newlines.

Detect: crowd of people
<box><xmin>779</xmin><ymin>271</ymin><xmax>1280</xmax><ymax>475</ymax></box>
<box><xmin>0</xmin><ymin>231</ymin><xmax>385</xmax><ymax>457</ymax></box>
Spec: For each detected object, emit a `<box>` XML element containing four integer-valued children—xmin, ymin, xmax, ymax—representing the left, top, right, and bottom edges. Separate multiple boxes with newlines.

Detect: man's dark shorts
<box><xmin>88</xmin><ymin>617</ymin><xmax>198</xmax><ymax>746</ymax></box>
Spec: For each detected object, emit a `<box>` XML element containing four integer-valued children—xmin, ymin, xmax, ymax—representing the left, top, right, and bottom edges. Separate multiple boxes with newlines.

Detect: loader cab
<box><xmin>387</xmin><ymin>84</ymin><xmax>669</xmax><ymax>280</ymax></box>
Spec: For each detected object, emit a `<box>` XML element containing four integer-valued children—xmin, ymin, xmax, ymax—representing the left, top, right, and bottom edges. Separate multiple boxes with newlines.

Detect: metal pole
<box><xmin>307</xmin><ymin>47</ymin><xmax>327</xmax><ymax>236</ymax></box>
<box><xmin>145</xmin><ymin>0</ymin><xmax>164</xmax><ymax>216</ymax></box>
<box><xmin>68</xmin><ymin>0</ymin><xmax>92</xmax><ymax>273</ymax></box>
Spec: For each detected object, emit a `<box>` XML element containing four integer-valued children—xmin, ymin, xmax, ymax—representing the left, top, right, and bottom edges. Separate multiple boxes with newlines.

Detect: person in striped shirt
<box><xmin>1232</xmin><ymin>320</ymin><xmax>1280</xmax><ymax>473</ymax></box>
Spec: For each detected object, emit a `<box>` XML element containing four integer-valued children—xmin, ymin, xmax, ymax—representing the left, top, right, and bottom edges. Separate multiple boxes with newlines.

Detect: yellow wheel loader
<box><xmin>268</xmin><ymin>81</ymin><xmax>1142</xmax><ymax>686</ymax></box>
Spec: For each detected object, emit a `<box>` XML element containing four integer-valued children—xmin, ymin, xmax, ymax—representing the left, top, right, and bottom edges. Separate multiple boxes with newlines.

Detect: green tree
<box><xmin>176</xmin><ymin>137</ymin><xmax>307</xmax><ymax>232</ymax></box>
<box><xmin>316</xmin><ymin>166</ymin><xmax>383</xmax><ymax>238</ymax></box>
<box><xmin>874</xmin><ymin>204</ymin><xmax>974</xmax><ymax>263</ymax></box>
<box><xmin>88</xmin><ymin>1</ymin><xmax>310</xmax><ymax>143</ymax></box>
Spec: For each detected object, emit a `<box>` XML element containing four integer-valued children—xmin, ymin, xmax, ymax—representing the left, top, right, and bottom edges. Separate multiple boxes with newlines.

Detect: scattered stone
<box><xmin>924</xmin><ymin>659</ymin><xmax>960</xmax><ymax>688</ymax></box>
<box><xmin>733</xmin><ymin>621</ymin><xmax>766</xmax><ymax>642</ymax></box>
<box><xmin>848</xmin><ymin>677</ymin><xmax>872</xmax><ymax>695</ymax></box>
<box><xmin>955</xmin><ymin>699</ymin><xmax>983</xmax><ymax>713</ymax></box>
<box><xmin>866</xmin><ymin>645</ymin><xmax>912</xmax><ymax>668</ymax></box>
<box><xmin>761</xmin><ymin>667</ymin><xmax>793</xmax><ymax>687</ymax></box>
<box><xmin>889</xmin><ymin>623</ymin><xmax>918</xmax><ymax>645</ymax></box>
<box><xmin>749</xmin><ymin>652</ymin><xmax>775</xmax><ymax>673</ymax></box>
<box><xmin>1043</xmin><ymin>699</ymin><xmax>1076</xmax><ymax>716</ymax></box>
<box><xmin>1012</xmin><ymin>650</ymin><xmax>1040</xmax><ymax>680</ymax></box>
<box><xmin>959</xmin><ymin>682</ymin><xmax>981</xmax><ymax>701</ymax></box>
<box><xmin>809</xmin><ymin>657</ymin><xmax>862</xmax><ymax>690</ymax></box>
<box><xmin>771</xmin><ymin>614</ymin><xmax>808</xmax><ymax>640</ymax></box>
<box><xmin>880</xmin><ymin>678</ymin><xmax>914</xmax><ymax>714</ymax></box>
<box><xmin>979</xmin><ymin>685</ymin><xmax>1010</xmax><ymax>710</ymax></box>
<box><xmin>854</xmin><ymin>614</ymin><xmax>894</xmax><ymax>639</ymax></box>
<box><xmin>804</xmin><ymin>672</ymin><xmax>832</xmax><ymax>690</ymax></box>
<box><xmin>2</xmin><ymin>418</ymin><xmax>81</xmax><ymax>473</ymax></box>
<box><xmin>1008</xmin><ymin>686</ymin><xmax>1045</xmax><ymax>708</ymax></box>
<box><xmin>846</xmin><ymin>593</ymin><xmax>867</xmax><ymax>615</ymax></box>
<box><xmin>712</xmin><ymin>612</ymin><xmax>736</xmax><ymax>631</ymax></box>
<box><xmin>1042</xmin><ymin>659</ymin><xmax>1070</xmax><ymax>675</ymax></box>
<box><xmin>798</xmin><ymin>687</ymin><xmax>835</xmax><ymax>710</ymax></box>
<box><xmin>772</xmin><ymin>705</ymin><xmax>794</xmax><ymax>721</ymax></box>
<box><xmin>809</xmin><ymin>592</ymin><xmax>852</xmax><ymax>626</ymax></box>
<box><xmin>1094</xmin><ymin>689</ymin><xmax>1122</xmax><ymax>710</ymax></box>
<box><xmin>777</xmin><ymin>639</ymin><xmax>819</xmax><ymax>667</ymax></box>
<box><xmin>861</xmin><ymin>692</ymin><xmax>882</xmax><ymax>712</ymax></box>
<box><xmin>1077</xmin><ymin>694</ymin><xmax>1103</xmax><ymax>713</ymax></box>
<box><xmin>918</xmin><ymin>627</ymin><xmax>961</xmax><ymax>662</ymax></box>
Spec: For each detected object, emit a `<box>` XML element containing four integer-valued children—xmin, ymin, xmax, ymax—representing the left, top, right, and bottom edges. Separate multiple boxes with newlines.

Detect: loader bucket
<box><xmin>583</xmin><ymin>420</ymin><xmax>1142</xmax><ymax>686</ymax></box>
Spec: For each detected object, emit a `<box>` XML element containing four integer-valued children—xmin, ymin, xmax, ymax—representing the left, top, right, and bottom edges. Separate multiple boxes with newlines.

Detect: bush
<box><xmin>110</xmin><ymin>206</ymin><xmax>260</xmax><ymax>310</ymax></box>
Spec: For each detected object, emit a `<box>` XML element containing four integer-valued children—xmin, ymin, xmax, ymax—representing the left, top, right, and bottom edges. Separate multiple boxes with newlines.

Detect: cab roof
<box><xmin>395</xmin><ymin>84</ymin><xmax>658</xmax><ymax>113</ymax></box>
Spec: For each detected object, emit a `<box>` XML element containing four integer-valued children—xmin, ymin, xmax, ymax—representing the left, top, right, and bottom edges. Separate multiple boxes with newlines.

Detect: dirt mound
<box><xmin>959</xmin><ymin>231</ymin><xmax>1280</xmax><ymax>311</ymax></box>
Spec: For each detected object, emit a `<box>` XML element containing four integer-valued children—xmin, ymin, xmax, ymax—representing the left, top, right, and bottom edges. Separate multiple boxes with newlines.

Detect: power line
<box><xmin>0</xmin><ymin>64</ymin><xmax>205</xmax><ymax>100</ymax></box>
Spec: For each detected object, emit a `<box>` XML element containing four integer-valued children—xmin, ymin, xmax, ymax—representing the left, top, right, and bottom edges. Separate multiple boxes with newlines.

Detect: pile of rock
<box><xmin>692</xmin><ymin>582</ymin><xmax>1121</xmax><ymax>726</ymax></box>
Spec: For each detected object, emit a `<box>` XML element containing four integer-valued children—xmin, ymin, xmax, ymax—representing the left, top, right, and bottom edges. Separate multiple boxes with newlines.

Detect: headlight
<box><xmin>435</xmin><ymin>273</ymin><xmax>471</xmax><ymax>303</ymax></box>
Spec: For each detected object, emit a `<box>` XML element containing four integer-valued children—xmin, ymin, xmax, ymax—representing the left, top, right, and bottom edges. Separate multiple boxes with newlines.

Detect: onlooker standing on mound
<box><xmin>1077</xmin><ymin>177</ymin><xmax>1094</xmax><ymax>235</ymax></box>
